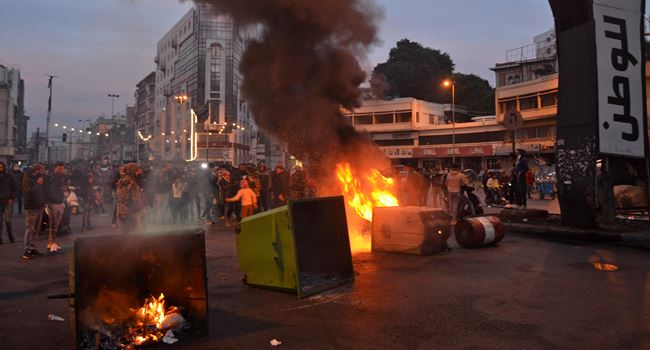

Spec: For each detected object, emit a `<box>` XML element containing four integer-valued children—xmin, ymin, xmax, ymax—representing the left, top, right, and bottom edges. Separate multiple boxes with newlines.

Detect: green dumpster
<box><xmin>236</xmin><ymin>196</ymin><xmax>354</xmax><ymax>298</ymax></box>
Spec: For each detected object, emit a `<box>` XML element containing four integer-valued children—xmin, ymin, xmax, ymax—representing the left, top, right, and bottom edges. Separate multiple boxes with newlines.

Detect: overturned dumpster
<box><xmin>236</xmin><ymin>196</ymin><xmax>354</xmax><ymax>298</ymax></box>
<box><xmin>372</xmin><ymin>207</ymin><xmax>452</xmax><ymax>255</ymax></box>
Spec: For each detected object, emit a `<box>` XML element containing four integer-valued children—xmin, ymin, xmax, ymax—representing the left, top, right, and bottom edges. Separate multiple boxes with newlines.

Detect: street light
<box><xmin>108</xmin><ymin>94</ymin><xmax>120</xmax><ymax>163</ymax></box>
<box><xmin>442</xmin><ymin>79</ymin><xmax>456</xmax><ymax>164</ymax></box>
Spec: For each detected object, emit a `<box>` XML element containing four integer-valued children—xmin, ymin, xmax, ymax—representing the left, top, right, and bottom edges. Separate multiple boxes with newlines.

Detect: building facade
<box><xmin>0</xmin><ymin>64</ymin><xmax>27</xmax><ymax>164</ymax></box>
<box><xmin>135</xmin><ymin>72</ymin><xmax>156</xmax><ymax>162</ymax></box>
<box><xmin>152</xmin><ymin>4</ymin><xmax>260</xmax><ymax>165</ymax></box>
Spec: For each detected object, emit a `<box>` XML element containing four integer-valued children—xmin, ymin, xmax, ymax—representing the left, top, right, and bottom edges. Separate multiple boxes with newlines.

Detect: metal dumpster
<box><xmin>372</xmin><ymin>206</ymin><xmax>451</xmax><ymax>255</ymax></box>
<box><xmin>236</xmin><ymin>196</ymin><xmax>354</xmax><ymax>298</ymax></box>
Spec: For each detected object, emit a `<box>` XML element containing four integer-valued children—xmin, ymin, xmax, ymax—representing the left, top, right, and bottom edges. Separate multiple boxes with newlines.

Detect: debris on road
<box><xmin>47</xmin><ymin>314</ymin><xmax>64</xmax><ymax>322</ymax></box>
<box><xmin>270</xmin><ymin>338</ymin><xmax>282</xmax><ymax>346</ymax></box>
<box><xmin>163</xmin><ymin>330</ymin><xmax>179</xmax><ymax>344</ymax></box>
<box><xmin>594</xmin><ymin>261</ymin><xmax>618</xmax><ymax>272</ymax></box>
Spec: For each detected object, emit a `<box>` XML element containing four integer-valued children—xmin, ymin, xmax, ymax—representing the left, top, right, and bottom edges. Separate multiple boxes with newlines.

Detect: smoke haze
<box><xmin>189</xmin><ymin>0</ymin><xmax>386</xmax><ymax>176</ymax></box>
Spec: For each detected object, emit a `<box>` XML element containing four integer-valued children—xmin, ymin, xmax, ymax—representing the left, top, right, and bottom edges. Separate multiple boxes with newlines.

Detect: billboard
<box><xmin>594</xmin><ymin>0</ymin><xmax>647</xmax><ymax>157</ymax></box>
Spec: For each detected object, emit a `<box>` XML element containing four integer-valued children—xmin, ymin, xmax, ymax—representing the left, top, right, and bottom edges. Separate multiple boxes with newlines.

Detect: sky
<box><xmin>0</xmin><ymin>0</ymin><xmax>646</xmax><ymax>133</ymax></box>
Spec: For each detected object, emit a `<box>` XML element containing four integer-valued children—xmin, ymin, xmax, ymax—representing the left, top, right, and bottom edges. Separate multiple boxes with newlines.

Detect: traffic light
<box><xmin>62</xmin><ymin>133</ymin><xmax>67</xmax><ymax>142</ymax></box>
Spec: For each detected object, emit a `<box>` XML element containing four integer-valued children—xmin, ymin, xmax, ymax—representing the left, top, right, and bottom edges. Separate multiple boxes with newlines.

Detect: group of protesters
<box><xmin>0</xmin><ymin>160</ymin><xmax>315</xmax><ymax>260</ymax></box>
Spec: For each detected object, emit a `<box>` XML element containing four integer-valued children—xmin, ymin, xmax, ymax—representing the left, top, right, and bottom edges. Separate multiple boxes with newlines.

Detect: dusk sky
<box><xmin>1</xmin><ymin>1</ymin><xmax>647</xmax><ymax>133</ymax></box>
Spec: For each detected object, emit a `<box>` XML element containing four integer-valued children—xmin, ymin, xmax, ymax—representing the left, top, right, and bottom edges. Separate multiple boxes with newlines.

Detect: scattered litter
<box><xmin>270</xmin><ymin>338</ymin><xmax>282</xmax><ymax>346</ymax></box>
<box><xmin>522</xmin><ymin>218</ymin><xmax>528</xmax><ymax>222</ymax></box>
<box><xmin>48</xmin><ymin>314</ymin><xmax>65</xmax><ymax>322</ymax></box>
<box><xmin>161</xmin><ymin>312</ymin><xmax>187</xmax><ymax>331</ymax></box>
<box><xmin>594</xmin><ymin>261</ymin><xmax>618</xmax><ymax>272</ymax></box>
<box><xmin>162</xmin><ymin>330</ymin><xmax>179</xmax><ymax>344</ymax></box>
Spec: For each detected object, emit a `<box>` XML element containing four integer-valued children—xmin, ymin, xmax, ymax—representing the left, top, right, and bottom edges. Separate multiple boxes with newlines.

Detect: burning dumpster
<box><xmin>236</xmin><ymin>196</ymin><xmax>354</xmax><ymax>298</ymax></box>
<box><xmin>371</xmin><ymin>207</ymin><xmax>451</xmax><ymax>255</ymax></box>
<box><xmin>71</xmin><ymin>230</ymin><xmax>208</xmax><ymax>349</ymax></box>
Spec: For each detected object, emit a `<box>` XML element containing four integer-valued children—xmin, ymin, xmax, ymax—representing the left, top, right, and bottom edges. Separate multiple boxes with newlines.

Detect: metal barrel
<box><xmin>454</xmin><ymin>216</ymin><xmax>505</xmax><ymax>248</ymax></box>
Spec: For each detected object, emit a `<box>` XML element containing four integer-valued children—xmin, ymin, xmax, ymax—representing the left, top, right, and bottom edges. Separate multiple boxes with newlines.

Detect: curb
<box><xmin>502</xmin><ymin>222</ymin><xmax>650</xmax><ymax>248</ymax></box>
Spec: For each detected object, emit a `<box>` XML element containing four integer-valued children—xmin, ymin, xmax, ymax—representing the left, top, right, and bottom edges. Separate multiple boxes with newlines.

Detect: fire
<box><xmin>336</xmin><ymin>163</ymin><xmax>399</xmax><ymax>221</ymax></box>
<box><xmin>336</xmin><ymin>162</ymin><xmax>399</xmax><ymax>254</ymax></box>
<box><xmin>129</xmin><ymin>293</ymin><xmax>178</xmax><ymax>346</ymax></box>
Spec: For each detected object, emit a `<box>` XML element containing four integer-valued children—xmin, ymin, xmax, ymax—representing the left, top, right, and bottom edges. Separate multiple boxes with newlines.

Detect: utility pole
<box><xmin>35</xmin><ymin>127</ymin><xmax>40</xmax><ymax>162</ymax></box>
<box><xmin>108</xmin><ymin>94</ymin><xmax>119</xmax><ymax>163</ymax></box>
<box><xmin>46</xmin><ymin>74</ymin><xmax>59</xmax><ymax>163</ymax></box>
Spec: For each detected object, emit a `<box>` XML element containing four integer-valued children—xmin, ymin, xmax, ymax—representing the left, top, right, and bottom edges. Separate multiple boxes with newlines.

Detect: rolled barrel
<box><xmin>454</xmin><ymin>216</ymin><xmax>505</xmax><ymax>248</ymax></box>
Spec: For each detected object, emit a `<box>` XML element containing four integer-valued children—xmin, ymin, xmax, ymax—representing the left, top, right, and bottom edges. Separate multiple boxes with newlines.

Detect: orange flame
<box><xmin>336</xmin><ymin>163</ymin><xmax>399</xmax><ymax>221</ymax></box>
<box><xmin>336</xmin><ymin>162</ymin><xmax>399</xmax><ymax>254</ymax></box>
<box><xmin>130</xmin><ymin>293</ymin><xmax>177</xmax><ymax>346</ymax></box>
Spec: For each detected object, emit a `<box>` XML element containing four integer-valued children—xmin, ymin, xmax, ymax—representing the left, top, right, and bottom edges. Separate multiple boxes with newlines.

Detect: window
<box><xmin>499</xmin><ymin>99</ymin><xmax>517</xmax><ymax>114</ymax></box>
<box><xmin>374</xmin><ymin>113</ymin><xmax>394</xmax><ymax>124</ymax></box>
<box><xmin>519</xmin><ymin>95</ymin><xmax>537</xmax><ymax>110</ymax></box>
<box><xmin>354</xmin><ymin>115</ymin><xmax>373</xmax><ymax>125</ymax></box>
<box><xmin>540</xmin><ymin>91</ymin><xmax>558</xmax><ymax>108</ymax></box>
<box><xmin>396</xmin><ymin>111</ymin><xmax>412</xmax><ymax>123</ymax></box>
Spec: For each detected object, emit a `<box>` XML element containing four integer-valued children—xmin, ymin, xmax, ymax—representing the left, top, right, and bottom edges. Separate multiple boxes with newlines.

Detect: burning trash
<box><xmin>80</xmin><ymin>293</ymin><xmax>188</xmax><ymax>349</ymax></box>
<box><xmin>335</xmin><ymin>162</ymin><xmax>400</xmax><ymax>254</ymax></box>
<box><xmin>73</xmin><ymin>232</ymin><xmax>209</xmax><ymax>350</ymax></box>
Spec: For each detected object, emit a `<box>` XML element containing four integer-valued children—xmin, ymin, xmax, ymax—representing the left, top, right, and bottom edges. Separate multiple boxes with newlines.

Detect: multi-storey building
<box><xmin>343</xmin><ymin>31</ymin><xmax>561</xmax><ymax>173</ymax></box>
<box><xmin>0</xmin><ymin>64</ymin><xmax>27</xmax><ymax>164</ymax></box>
<box><xmin>153</xmin><ymin>4</ymin><xmax>260</xmax><ymax>165</ymax></box>
<box><xmin>135</xmin><ymin>72</ymin><xmax>156</xmax><ymax>162</ymax></box>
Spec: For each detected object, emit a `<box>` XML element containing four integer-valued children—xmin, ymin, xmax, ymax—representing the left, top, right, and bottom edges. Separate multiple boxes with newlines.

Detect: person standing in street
<box><xmin>10</xmin><ymin>164</ymin><xmax>22</xmax><ymax>215</ymax></box>
<box><xmin>257</xmin><ymin>164</ymin><xmax>271</xmax><ymax>212</ymax></box>
<box><xmin>431</xmin><ymin>167</ymin><xmax>444</xmax><ymax>208</ymax></box>
<box><xmin>515</xmin><ymin>149</ymin><xmax>529</xmax><ymax>209</ymax></box>
<box><xmin>44</xmin><ymin>162</ymin><xmax>66</xmax><ymax>253</ymax></box>
<box><xmin>0</xmin><ymin>162</ymin><xmax>16</xmax><ymax>244</ymax></box>
<box><xmin>79</xmin><ymin>172</ymin><xmax>96</xmax><ymax>231</ymax></box>
<box><xmin>445</xmin><ymin>164</ymin><xmax>467</xmax><ymax>222</ymax></box>
<box><xmin>226</xmin><ymin>179</ymin><xmax>258</xmax><ymax>219</ymax></box>
<box><xmin>22</xmin><ymin>163</ymin><xmax>45</xmax><ymax>259</ymax></box>
<box><xmin>116</xmin><ymin>163</ymin><xmax>143</xmax><ymax>235</ymax></box>
<box><xmin>271</xmin><ymin>163</ymin><xmax>290</xmax><ymax>208</ymax></box>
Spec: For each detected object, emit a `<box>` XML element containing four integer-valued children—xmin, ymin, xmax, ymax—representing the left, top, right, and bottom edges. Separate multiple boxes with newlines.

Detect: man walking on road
<box><xmin>44</xmin><ymin>162</ymin><xmax>66</xmax><ymax>253</ymax></box>
<box><xmin>22</xmin><ymin>163</ymin><xmax>45</xmax><ymax>259</ymax></box>
<box><xmin>0</xmin><ymin>162</ymin><xmax>16</xmax><ymax>244</ymax></box>
<box><xmin>445</xmin><ymin>164</ymin><xmax>467</xmax><ymax>222</ymax></box>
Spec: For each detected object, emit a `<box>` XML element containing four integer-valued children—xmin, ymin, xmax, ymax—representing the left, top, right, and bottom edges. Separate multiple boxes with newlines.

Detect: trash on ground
<box><xmin>162</xmin><ymin>330</ymin><xmax>179</xmax><ymax>344</ymax></box>
<box><xmin>48</xmin><ymin>314</ymin><xmax>65</xmax><ymax>322</ymax></box>
<box><xmin>270</xmin><ymin>338</ymin><xmax>282</xmax><ymax>346</ymax></box>
<box><xmin>594</xmin><ymin>261</ymin><xmax>618</xmax><ymax>272</ymax></box>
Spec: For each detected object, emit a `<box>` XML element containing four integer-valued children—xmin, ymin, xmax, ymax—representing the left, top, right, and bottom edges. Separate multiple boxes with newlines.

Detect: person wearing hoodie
<box><xmin>444</xmin><ymin>163</ymin><xmax>468</xmax><ymax>221</ymax></box>
<box><xmin>115</xmin><ymin>163</ymin><xmax>143</xmax><ymax>235</ymax></box>
<box><xmin>22</xmin><ymin>163</ymin><xmax>46</xmax><ymax>259</ymax></box>
<box><xmin>44</xmin><ymin>162</ymin><xmax>66</xmax><ymax>253</ymax></box>
<box><xmin>0</xmin><ymin>162</ymin><xmax>16</xmax><ymax>244</ymax></box>
<box><xmin>515</xmin><ymin>149</ymin><xmax>530</xmax><ymax>209</ymax></box>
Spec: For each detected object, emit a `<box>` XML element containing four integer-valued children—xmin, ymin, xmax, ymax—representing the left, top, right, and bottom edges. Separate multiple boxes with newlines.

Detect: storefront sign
<box><xmin>412</xmin><ymin>145</ymin><xmax>494</xmax><ymax>158</ymax></box>
<box><xmin>594</xmin><ymin>0</ymin><xmax>647</xmax><ymax>157</ymax></box>
<box><xmin>381</xmin><ymin>147</ymin><xmax>413</xmax><ymax>158</ymax></box>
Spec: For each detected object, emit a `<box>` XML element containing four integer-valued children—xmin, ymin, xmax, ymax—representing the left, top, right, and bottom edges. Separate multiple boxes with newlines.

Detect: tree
<box><xmin>372</xmin><ymin>39</ymin><xmax>454</xmax><ymax>102</ymax></box>
<box><xmin>452</xmin><ymin>73</ymin><xmax>495</xmax><ymax>122</ymax></box>
<box><xmin>371</xmin><ymin>39</ymin><xmax>495</xmax><ymax>121</ymax></box>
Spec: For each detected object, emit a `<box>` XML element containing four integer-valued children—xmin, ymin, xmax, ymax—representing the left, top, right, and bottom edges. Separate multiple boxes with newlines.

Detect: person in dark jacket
<box><xmin>257</xmin><ymin>164</ymin><xmax>271</xmax><ymax>212</ymax></box>
<box><xmin>271</xmin><ymin>163</ymin><xmax>290</xmax><ymax>208</ymax></box>
<box><xmin>10</xmin><ymin>164</ymin><xmax>22</xmax><ymax>214</ymax></box>
<box><xmin>79</xmin><ymin>172</ymin><xmax>96</xmax><ymax>232</ymax></box>
<box><xmin>44</xmin><ymin>162</ymin><xmax>66</xmax><ymax>253</ymax></box>
<box><xmin>515</xmin><ymin>149</ymin><xmax>530</xmax><ymax>209</ymax></box>
<box><xmin>22</xmin><ymin>163</ymin><xmax>46</xmax><ymax>259</ymax></box>
<box><xmin>0</xmin><ymin>162</ymin><xmax>16</xmax><ymax>244</ymax></box>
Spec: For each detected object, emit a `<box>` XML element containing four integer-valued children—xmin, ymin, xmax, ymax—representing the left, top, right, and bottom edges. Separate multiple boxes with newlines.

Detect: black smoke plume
<box><xmin>189</xmin><ymin>0</ymin><xmax>386</xmax><ymax>176</ymax></box>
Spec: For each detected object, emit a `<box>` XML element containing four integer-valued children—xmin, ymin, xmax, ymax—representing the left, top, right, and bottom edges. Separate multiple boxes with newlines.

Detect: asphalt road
<box><xmin>0</xmin><ymin>211</ymin><xmax>648</xmax><ymax>350</ymax></box>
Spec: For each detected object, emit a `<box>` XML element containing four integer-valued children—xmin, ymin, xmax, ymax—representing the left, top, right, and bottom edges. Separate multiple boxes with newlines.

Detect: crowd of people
<box><xmin>0</xmin><ymin>160</ymin><xmax>316</xmax><ymax>260</ymax></box>
<box><xmin>0</xmin><ymin>149</ymin><xmax>538</xmax><ymax>259</ymax></box>
<box><xmin>399</xmin><ymin>149</ymin><xmax>535</xmax><ymax>218</ymax></box>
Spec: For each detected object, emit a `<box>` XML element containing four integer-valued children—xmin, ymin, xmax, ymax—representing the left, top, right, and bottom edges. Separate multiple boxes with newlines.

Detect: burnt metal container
<box><xmin>372</xmin><ymin>207</ymin><xmax>451</xmax><ymax>255</ymax></box>
<box><xmin>71</xmin><ymin>230</ymin><xmax>209</xmax><ymax>349</ymax></box>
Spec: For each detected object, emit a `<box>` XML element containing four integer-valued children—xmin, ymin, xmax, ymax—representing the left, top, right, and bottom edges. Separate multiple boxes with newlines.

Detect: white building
<box><xmin>0</xmin><ymin>64</ymin><xmax>26</xmax><ymax>164</ymax></box>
